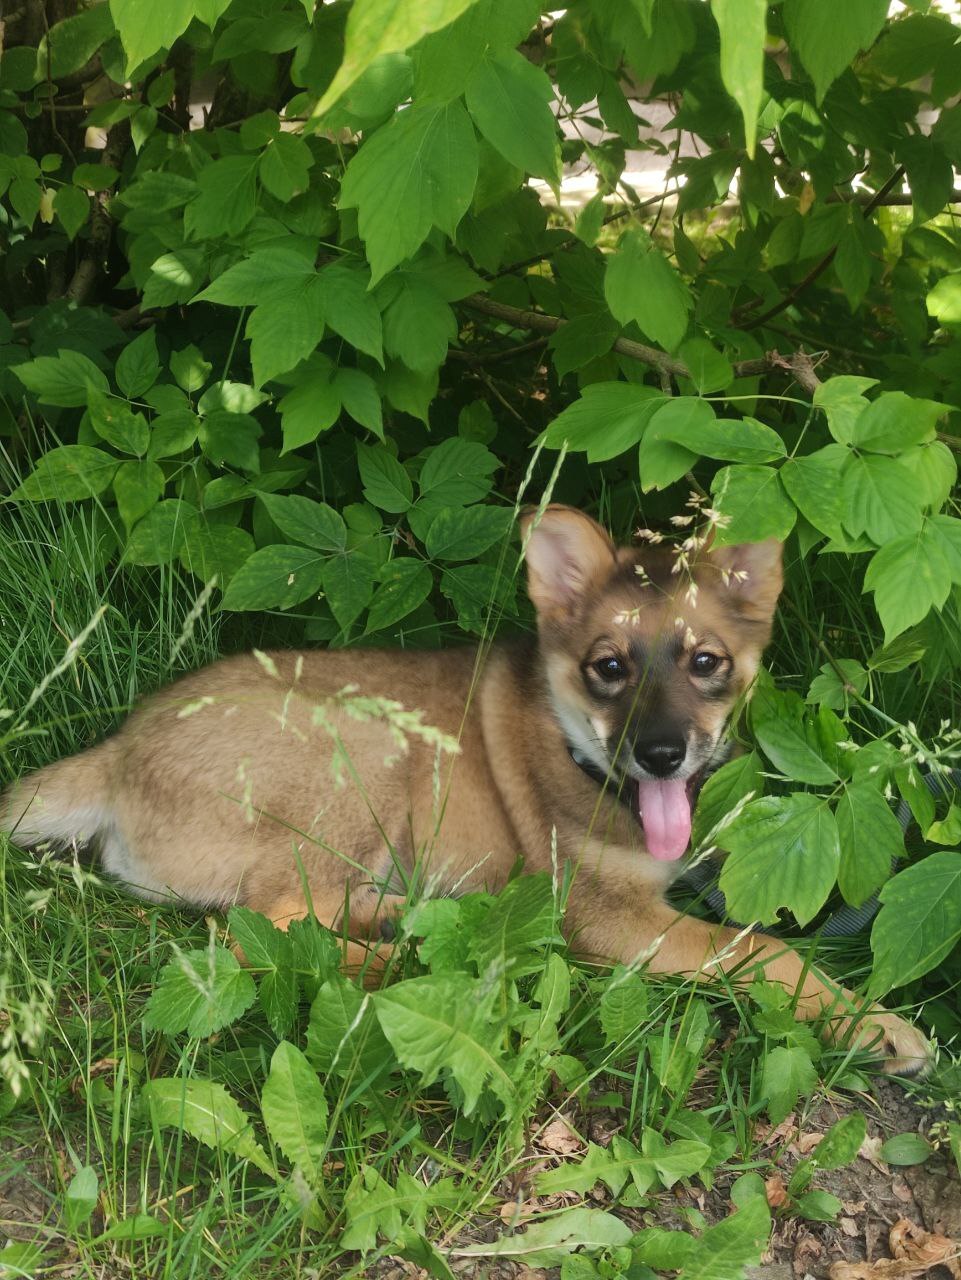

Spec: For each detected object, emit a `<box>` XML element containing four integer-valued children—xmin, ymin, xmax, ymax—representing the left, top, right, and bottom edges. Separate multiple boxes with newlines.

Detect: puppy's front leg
<box><xmin>568</xmin><ymin>897</ymin><xmax>933</xmax><ymax>1077</ymax></box>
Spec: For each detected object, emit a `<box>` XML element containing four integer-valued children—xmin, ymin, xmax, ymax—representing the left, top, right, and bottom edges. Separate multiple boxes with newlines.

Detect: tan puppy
<box><xmin>1</xmin><ymin>506</ymin><xmax>931</xmax><ymax>1074</ymax></box>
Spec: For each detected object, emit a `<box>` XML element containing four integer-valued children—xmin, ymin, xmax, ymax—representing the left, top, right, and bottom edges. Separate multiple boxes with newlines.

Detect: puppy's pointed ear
<box><xmin>705</xmin><ymin>538</ymin><xmax>783</xmax><ymax>624</ymax></box>
<box><xmin>519</xmin><ymin>505</ymin><xmax>617</xmax><ymax>619</ymax></box>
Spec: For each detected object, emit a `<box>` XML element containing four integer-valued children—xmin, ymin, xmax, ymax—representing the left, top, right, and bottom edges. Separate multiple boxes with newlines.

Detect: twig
<box><xmin>64</xmin><ymin>121</ymin><xmax>130</xmax><ymax>304</ymax></box>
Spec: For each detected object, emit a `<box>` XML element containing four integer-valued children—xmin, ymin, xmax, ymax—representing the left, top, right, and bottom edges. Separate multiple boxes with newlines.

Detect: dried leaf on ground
<box><xmin>828</xmin><ymin>1217</ymin><xmax>961</xmax><ymax>1280</ymax></box>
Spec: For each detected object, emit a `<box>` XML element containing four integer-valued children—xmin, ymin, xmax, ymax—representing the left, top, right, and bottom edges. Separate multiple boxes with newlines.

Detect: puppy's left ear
<box><xmin>705</xmin><ymin>538</ymin><xmax>783</xmax><ymax>624</ymax></box>
<box><xmin>519</xmin><ymin>504</ymin><xmax>617</xmax><ymax>620</ymax></box>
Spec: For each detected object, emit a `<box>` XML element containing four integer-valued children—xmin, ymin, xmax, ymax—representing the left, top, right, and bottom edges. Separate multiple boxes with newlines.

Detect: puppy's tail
<box><xmin>0</xmin><ymin>745</ymin><xmax>115</xmax><ymax>851</ymax></box>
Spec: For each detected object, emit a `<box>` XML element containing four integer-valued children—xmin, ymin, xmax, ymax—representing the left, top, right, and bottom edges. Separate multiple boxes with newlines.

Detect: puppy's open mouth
<box><xmin>635</xmin><ymin>768</ymin><xmax>707</xmax><ymax>863</ymax></box>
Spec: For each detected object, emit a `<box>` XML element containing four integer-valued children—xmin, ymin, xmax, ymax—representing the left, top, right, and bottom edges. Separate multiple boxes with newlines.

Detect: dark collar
<box><xmin>566</xmin><ymin>745</ymin><xmax>635</xmax><ymax>810</ymax></box>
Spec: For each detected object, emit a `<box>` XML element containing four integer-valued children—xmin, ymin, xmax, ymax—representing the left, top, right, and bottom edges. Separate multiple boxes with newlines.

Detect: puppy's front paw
<box><xmin>846</xmin><ymin>1006</ymin><xmax>934</xmax><ymax>1078</ymax></box>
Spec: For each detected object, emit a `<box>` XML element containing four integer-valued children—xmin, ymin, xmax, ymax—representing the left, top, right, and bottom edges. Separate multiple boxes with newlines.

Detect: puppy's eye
<box><xmin>690</xmin><ymin>651</ymin><xmax>721</xmax><ymax>676</ymax></box>
<box><xmin>593</xmin><ymin>656</ymin><xmax>627</xmax><ymax>682</ymax></box>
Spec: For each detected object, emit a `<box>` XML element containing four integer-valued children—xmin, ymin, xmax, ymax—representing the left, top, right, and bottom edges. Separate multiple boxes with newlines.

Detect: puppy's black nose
<box><xmin>634</xmin><ymin>737</ymin><xmax>686</xmax><ymax>777</ymax></box>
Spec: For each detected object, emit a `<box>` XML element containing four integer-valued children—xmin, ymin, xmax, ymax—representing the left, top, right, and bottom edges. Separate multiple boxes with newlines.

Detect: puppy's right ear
<box><xmin>519</xmin><ymin>505</ymin><xmax>617</xmax><ymax>620</ymax></box>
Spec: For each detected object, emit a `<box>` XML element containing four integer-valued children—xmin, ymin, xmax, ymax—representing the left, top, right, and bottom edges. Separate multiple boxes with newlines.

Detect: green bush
<box><xmin>5</xmin><ymin>0</ymin><xmax>961</xmax><ymax>1017</ymax></box>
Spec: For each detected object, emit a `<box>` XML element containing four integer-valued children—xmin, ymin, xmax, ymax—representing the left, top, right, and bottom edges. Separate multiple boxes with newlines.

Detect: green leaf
<box><xmin>340</xmin><ymin>102</ymin><xmax>478</xmax><ymax>283</ymax></box>
<box><xmin>357</xmin><ymin>443</ymin><xmax>413</xmax><ymax>512</ymax></box>
<box><xmin>691</xmin><ymin>752</ymin><xmax>763</xmax><ymax>849</ymax></box>
<box><xmin>319</xmin><ymin>262</ymin><xmax>384</xmax><ymax>363</ymax></box>
<box><xmin>761</xmin><ymin>1045</ymin><xmax>818</xmax><ymax>1123</ymax></box>
<box><xmin>637</xmin><ymin>397</ymin><xmax>706</xmax><ymax>491</ymax></box>
<box><xmin>37</xmin><ymin>5</ymin><xmax>114</xmax><ymax>79</ymax></box>
<box><xmin>454</xmin><ymin>1207</ymin><xmax>632</xmax><ymax>1266</ymax></box>
<box><xmin>878</xmin><ymin>1133</ymin><xmax>933</xmax><ymax>1166</ymax></box>
<box><xmin>465</xmin><ymin>51</ymin><xmax>558</xmax><ymax>181</ymax></box>
<box><xmin>835</xmin><ymin>218</ymin><xmax>873</xmax><ymax>310</ymax></box>
<box><xmin>199</xmin><ymin>411</ymin><xmax>262</xmax><ymax>473</ymax></box>
<box><xmin>719</xmin><ymin>793</ymin><xmax>841</xmax><ymax>926</ymax></box>
<box><xmin>604</xmin><ymin>229</ymin><xmax>692</xmax><ymax>352</ymax></box>
<box><xmin>227</xmin><ymin>906</ymin><xmax>298</xmax><ymax>1036</ymax></box>
<box><xmin>259</xmin><ymin>132</ymin><xmax>313</xmax><ymax>202</ymax></box>
<box><xmin>382</xmin><ymin>276</ymin><xmax>456</xmax><ymax>372</ymax></box>
<box><xmin>123</xmin><ymin>499</ymin><xmax>194</xmax><ymax>566</ymax></box>
<box><xmin>928</xmin><ymin>272</ymin><xmax>961</xmax><ymax>327</ymax></box>
<box><xmin>64</xmin><ymin>1165</ymin><xmax>99</xmax><ymax>1231</ymax></box>
<box><xmin>323</xmin><ymin>553</ymin><xmax>377</xmax><ymax>628</ymax></box>
<box><xmin>306</xmin><ymin>974</ymin><xmax>394</xmax><ymax>1080</ymax></box>
<box><xmin>256</xmin><ymin>494</ymin><xmax>347</xmax><ymax>552</ymax></box>
<box><xmin>544</xmin><ymin>382</ymin><xmax>664</xmax><ymax>462</ymax></box>
<box><xmin>711</xmin><ymin>0</ymin><xmax>766</xmax><ymax>155</ymax></box>
<box><xmin>899</xmin><ymin>133</ymin><xmax>955</xmax><ymax>227</ymax></box>
<box><xmin>114</xmin><ymin>460</ymin><xmax>165</xmax><ymax>529</ymax></box>
<box><xmin>678</xmin><ymin>336</ymin><xmax>735</xmax><ymax>394</ymax></box>
<box><xmin>194</xmin><ymin>247</ymin><xmax>315</xmax><ymax>307</ymax></box>
<box><xmin>869</xmin><ymin>851</ymin><xmax>961</xmax><ymax>997</ymax></box>
<box><xmin>783</xmin><ymin>0</ymin><xmax>888</xmax><ymax>102</ymax></box>
<box><xmin>806</xmin><ymin>658</ymin><xmax>868</xmax><ymax>711</ymax></box>
<box><xmin>317</xmin><ymin>0</ymin><xmax>481</xmax><ymax>113</ymax></box>
<box><xmin>836</xmin><ymin>784</ymin><xmax>900</xmax><ymax>908</ymax></box>
<box><xmin>109</xmin><ymin>0</ymin><xmax>196</xmax><ymax>70</ymax></box>
<box><xmin>750</xmin><ymin>683</ymin><xmax>838</xmax><ymax>784</ymax></box>
<box><xmin>246</xmin><ymin>285</ymin><xmax>326</xmax><ymax>387</ymax></box>
<box><xmin>366</xmin><ymin>559</ymin><xmax>433</xmax><ymax>632</ymax></box>
<box><xmin>841</xmin><ymin>453</ymin><xmax>923</xmax><ymax>543</ymax></box>
<box><xmin>180</xmin><ymin>527</ymin><xmax>256</xmax><ymax>589</ymax></box>
<box><xmin>170</xmin><ymin>345</ymin><xmax>212</xmax><ymax>393</ymax></box>
<box><xmin>864</xmin><ymin>527</ymin><xmax>952</xmax><ymax>641</ymax></box>
<box><xmin>425</xmin><ymin>504</ymin><xmax>513</xmax><ymax>560</ymax></box>
<box><xmin>143</xmin><ymin>946</ymin><xmax>257</xmax><ymax>1038</ymax></box>
<box><xmin>278</xmin><ymin>363</ymin><xmax>343</xmax><ymax>454</ymax></box>
<box><xmin>374</xmin><ymin>974</ymin><xmax>513</xmax><ymax>1113</ymax></box>
<box><xmin>88</xmin><ymin>389</ymin><xmax>149</xmax><ymax>455</ymax></box>
<box><xmin>656</xmin><ymin>411</ymin><xmax>784</xmax><ymax>465</ymax></box>
<box><xmin>261</xmin><ymin>1041</ymin><xmax>328</xmax><ymax>1182</ymax></box>
<box><xmin>467</xmin><ymin>874</ymin><xmax>562</xmax><ymax>977</ymax></box>
<box><xmin>779</xmin><ymin>444</ymin><xmax>846</xmax><ymax>540</ymax></box>
<box><xmin>147</xmin><ymin>409</ymin><xmax>199</xmax><ymax>460</ymax></box>
<box><xmin>672</xmin><ymin>1196</ymin><xmax>771</xmax><ymax>1280</ymax></box>
<box><xmin>814</xmin><ymin>1114</ymin><xmax>866</xmax><ymax>1170</ymax></box>
<box><xmin>221</xmin><ymin>545</ymin><xmax>326</xmax><ymax>611</ymax></box>
<box><xmin>710</xmin><ymin>465</ymin><xmax>797</xmax><ymax>545</ymax></box>
<box><xmin>13</xmin><ymin>349</ymin><xmax>109</xmax><ymax>407</ymax></box>
<box><xmin>598</xmin><ymin>966</ymin><xmax>650</xmax><ymax>1046</ymax></box>
<box><xmin>418</xmin><ymin>437</ymin><xmax>498</xmax><ymax>506</ymax></box>
<box><xmin>115</xmin><ymin>328</ymin><xmax>160</xmax><ymax>398</ymax></box>
<box><xmin>11</xmin><ymin>445</ymin><xmax>118</xmax><ymax>501</ymax></box>
<box><xmin>54</xmin><ymin>185</ymin><xmax>90</xmax><ymax>240</ymax></box>
<box><xmin>185</xmin><ymin>154</ymin><xmax>260</xmax><ymax>240</ymax></box>
<box><xmin>849</xmin><ymin>391</ymin><xmax>947</xmax><ymax>454</ymax></box>
<box><xmin>814</xmin><ymin>375</ymin><xmax>878</xmax><ymax>444</ymax></box>
<box><xmin>141</xmin><ymin>1078</ymin><xmax>274</xmax><ymax>1176</ymax></box>
<box><xmin>88</xmin><ymin>1215</ymin><xmax>167</xmax><ymax>1244</ymax></box>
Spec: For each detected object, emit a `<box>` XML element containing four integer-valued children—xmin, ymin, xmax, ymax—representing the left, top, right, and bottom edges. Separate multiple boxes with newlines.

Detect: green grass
<box><xmin>1</xmin><ymin>493</ymin><xmax>957</xmax><ymax>1279</ymax></box>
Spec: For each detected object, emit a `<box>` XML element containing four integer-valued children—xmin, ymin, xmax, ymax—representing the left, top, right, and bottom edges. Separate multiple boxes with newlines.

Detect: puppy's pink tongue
<box><xmin>637</xmin><ymin>779</ymin><xmax>691</xmax><ymax>861</ymax></box>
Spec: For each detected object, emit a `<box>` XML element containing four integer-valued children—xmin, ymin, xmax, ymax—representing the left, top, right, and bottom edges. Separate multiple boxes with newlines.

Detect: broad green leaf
<box><xmin>341</xmin><ymin>1167</ymin><xmax>438</xmax><ymax>1254</ymax></box>
<box><xmin>357</xmin><ymin>442</ymin><xmax>413</xmax><ymax>512</ymax></box>
<box><xmin>141</xmin><ymin>1078</ymin><xmax>274</xmax><ymax>1175</ymax></box>
<box><xmin>543</xmin><ymin>382</ymin><xmax>665</xmax><ymax>462</ymax></box>
<box><xmin>88</xmin><ymin>1215</ymin><xmax>167</xmax><ymax>1244</ymax></box>
<box><xmin>123</xmin><ymin>499</ymin><xmax>194</xmax><ymax>566</ymax></box>
<box><xmin>259</xmin><ymin>132</ymin><xmax>313</xmax><ymax>202</ymax></box>
<box><xmin>454</xmin><ymin>1207</ymin><xmax>632</xmax><ymax>1265</ymax></box>
<box><xmin>654</xmin><ymin>411</ymin><xmax>784</xmax><ymax>465</ymax></box>
<box><xmin>711</xmin><ymin>0</ymin><xmax>766</xmax><ymax>155</ymax></box>
<box><xmin>37</xmin><ymin>5</ymin><xmax>114</xmax><ymax>79</ymax></box>
<box><xmin>537</xmin><ymin>1134</ymin><xmax>709</xmax><ymax>1198</ymax></box>
<box><xmin>13</xmin><ymin>349</ymin><xmax>109</xmax><ymax>406</ymax></box>
<box><xmin>750</xmin><ymin>682</ymin><xmax>838</xmax><ymax>784</ymax></box>
<box><xmin>261</xmin><ymin>1041</ymin><xmax>328</xmax><ymax>1182</ymax></box>
<box><xmin>598</xmin><ymin>966</ymin><xmax>649</xmax><ymax>1046</ymax></box>
<box><xmin>678</xmin><ymin>336</ymin><xmax>735</xmax><ymax>393</ymax></box>
<box><xmin>246</xmin><ymin>284</ymin><xmax>326</xmax><ymax>386</ymax></box>
<box><xmin>418</xmin><ymin>437</ymin><xmax>498</xmax><ymax>506</ymax></box>
<box><xmin>864</xmin><ymin>527</ymin><xmax>952</xmax><ymax>640</ymax></box>
<box><xmin>88</xmin><ymin>389</ymin><xmax>149</xmax><ymax>455</ymax></box>
<box><xmin>194</xmin><ymin>247</ymin><xmax>315</xmax><ymax>307</ymax></box>
<box><xmin>869</xmin><ymin>851</ymin><xmax>961</xmax><ymax>997</ymax></box>
<box><xmin>11</xmin><ymin>445</ymin><xmax>118</xmax><ymax>501</ymax></box>
<box><xmin>719</xmin><ymin>793</ymin><xmax>841</xmax><ymax>926</ymax></box>
<box><xmin>306</xmin><ymin>975</ymin><xmax>394</xmax><ymax>1080</ymax></box>
<box><xmin>848</xmin><ymin>391</ymin><xmax>947</xmax><ymax>454</ymax></box>
<box><xmin>316</xmin><ymin>0</ymin><xmax>481</xmax><ymax>113</ymax></box>
<box><xmin>783</xmin><ymin>0</ymin><xmax>888</xmax><ymax>102</ymax></box>
<box><xmin>63</xmin><ymin>1166</ymin><xmax>99</xmax><ymax>1231</ymax></box>
<box><xmin>54</xmin><ymin>185</ymin><xmax>90</xmax><ymax>239</ymax></box>
<box><xmin>340</xmin><ymin>102</ymin><xmax>478</xmax><ymax>283</ymax></box>
<box><xmin>898</xmin><ymin>441</ymin><xmax>957</xmax><ymax>512</ymax></box>
<box><xmin>147</xmin><ymin>409</ymin><xmax>199</xmax><ymax>460</ymax></box>
<box><xmin>841</xmin><ymin>453</ymin><xmax>923</xmax><ymax>543</ymax></box>
<box><xmin>465</xmin><ymin>51</ymin><xmax>558</xmax><ymax>181</ymax></box>
<box><xmin>323</xmin><ymin>552</ymin><xmax>377</xmax><ymax>628</ymax></box>
<box><xmin>813</xmin><ymin>375</ymin><xmax>878</xmax><ymax>444</ymax></box>
<box><xmin>319</xmin><ymin>262</ymin><xmax>384</xmax><ymax>362</ymax></box>
<box><xmin>637</xmin><ymin>396</ymin><xmax>707</xmax><ymax>491</ymax></box>
<box><xmin>674</xmin><ymin>1195</ymin><xmax>771</xmax><ymax>1280</ymax></box>
<box><xmin>278</xmin><ymin>362</ymin><xmax>343</xmax><ymax>454</ymax></box>
<box><xmin>109</xmin><ymin>0</ymin><xmax>200</xmax><ymax>71</ymax></box>
<box><xmin>879</xmin><ymin>1134</ymin><xmax>933</xmax><ymax>1166</ymax></box>
<box><xmin>143</xmin><ymin>946</ymin><xmax>256</xmax><ymax>1038</ymax></box>
<box><xmin>899</xmin><ymin>133</ymin><xmax>955</xmax><ymax>227</ymax></box>
<box><xmin>691</xmin><ymin>751</ymin><xmax>763</xmax><ymax>849</ymax></box>
<box><xmin>604</xmin><ymin>229</ymin><xmax>691</xmax><ymax>352</ymax></box>
<box><xmin>382</xmin><ymin>277</ymin><xmax>456</xmax><ymax>372</ymax></box>
<box><xmin>779</xmin><ymin>444</ymin><xmax>846</xmax><ymax>540</ymax></box>
<box><xmin>180</xmin><ymin>527</ymin><xmax>256</xmax><ymax>589</ymax></box>
<box><xmin>114</xmin><ymin>460</ymin><xmax>165</xmax><ymax>529</ymax></box>
<box><xmin>836</xmin><ymin>784</ymin><xmax>900</xmax><ymax>907</ymax></box>
<box><xmin>548</xmin><ymin>311</ymin><xmax>620</xmax><ymax>377</ymax></box>
<box><xmin>226</xmin><ymin>907</ymin><xmax>298</xmax><ymax>1037</ymax></box>
<box><xmin>374</xmin><ymin>973</ymin><xmax>513</xmax><ymax>1113</ymax></box>
<box><xmin>928</xmin><ymin>272</ymin><xmax>961</xmax><ymax>326</ymax></box>
<box><xmin>425</xmin><ymin>504</ymin><xmax>513</xmax><ymax>560</ymax></box>
<box><xmin>467</xmin><ymin>873</ymin><xmax>562</xmax><ymax>976</ymax></box>
<box><xmin>710</xmin><ymin>465</ymin><xmax>797</xmax><ymax>545</ymax></box>
<box><xmin>761</xmin><ymin>1045</ymin><xmax>818</xmax><ymax>1123</ymax></box>
<box><xmin>806</xmin><ymin>659</ymin><xmax>869</xmax><ymax>711</ymax></box>
<box><xmin>366</xmin><ymin>559</ymin><xmax>433</xmax><ymax>632</ymax></box>
<box><xmin>256</xmin><ymin>494</ymin><xmax>347</xmax><ymax>552</ymax></box>
<box><xmin>814</xmin><ymin>1114</ymin><xmax>866</xmax><ymax>1170</ymax></box>
<box><xmin>185</xmin><ymin>154</ymin><xmax>260</xmax><ymax>240</ymax></box>
<box><xmin>199</xmin><ymin>410</ymin><xmax>262</xmax><ymax>473</ymax></box>
<box><xmin>221</xmin><ymin>545</ymin><xmax>326</xmax><ymax>611</ymax></box>
<box><xmin>115</xmin><ymin>327</ymin><xmax>160</xmax><ymax>398</ymax></box>
<box><xmin>335</xmin><ymin>368</ymin><xmax>383</xmax><ymax>436</ymax></box>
